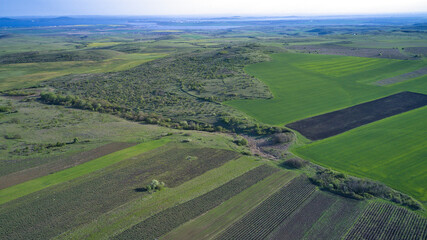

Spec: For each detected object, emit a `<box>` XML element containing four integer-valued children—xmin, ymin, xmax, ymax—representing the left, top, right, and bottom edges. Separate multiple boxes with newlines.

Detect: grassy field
<box><xmin>161</xmin><ymin>170</ymin><xmax>297</xmax><ymax>240</ymax></box>
<box><xmin>226</xmin><ymin>53</ymin><xmax>427</xmax><ymax>125</ymax></box>
<box><xmin>294</xmin><ymin>106</ymin><xmax>427</xmax><ymax>204</ymax></box>
<box><xmin>0</xmin><ymin>138</ymin><xmax>170</xmax><ymax>204</ymax></box>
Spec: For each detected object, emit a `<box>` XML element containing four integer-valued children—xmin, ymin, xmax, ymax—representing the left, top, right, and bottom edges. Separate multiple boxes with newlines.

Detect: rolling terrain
<box><xmin>1</xmin><ymin>17</ymin><xmax>427</xmax><ymax>239</ymax></box>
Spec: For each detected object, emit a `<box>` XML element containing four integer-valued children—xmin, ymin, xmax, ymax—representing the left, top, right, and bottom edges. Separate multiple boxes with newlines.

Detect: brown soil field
<box><xmin>267</xmin><ymin>191</ymin><xmax>336</xmax><ymax>240</ymax></box>
<box><xmin>0</xmin><ymin>145</ymin><xmax>240</xmax><ymax>240</ymax></box>
<box><xmin>375</xmin><ymin>66</ymin><xmax>427</xmax><ymax>86</ymax></box>
<box><xmin>286</xmin><ymin>91</ymin><xmax>427</xmax><ymax>140</ymax></box>
<box><xmin>288</xmin><ymin>44</ymin><xmax>411</xmax><ymax>60</ymax></box>
<box><xmin>0</xmin><ymin>142</ymin><xmax>136</xmax><ymax>189</ymax></box>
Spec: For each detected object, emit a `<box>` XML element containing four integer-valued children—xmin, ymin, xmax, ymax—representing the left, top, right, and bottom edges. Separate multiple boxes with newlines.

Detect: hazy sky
<box><xmin>1</xmin><ymin>0</ymin><xmax>427</xmax><ymax>16</ymax></box>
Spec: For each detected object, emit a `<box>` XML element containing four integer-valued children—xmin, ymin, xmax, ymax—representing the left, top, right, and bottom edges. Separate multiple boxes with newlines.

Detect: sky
<box><xmin>1</xmin><ymin>0</ymin><xmax>427</xmax><ymax>17</ymax></box>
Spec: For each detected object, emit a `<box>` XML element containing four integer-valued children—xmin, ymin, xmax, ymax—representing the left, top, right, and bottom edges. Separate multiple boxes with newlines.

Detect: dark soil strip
<box><xmin>0</xmin><ymin>142</ymin><xmax>136</xmax><ymax>189</ymax></box>
<box><xmin>286</xmin><ymin>91</ymin><xmax>427</xmax><ymax>140</ymax></box>
<box><xmin>0</xmin><ymin>146</ymin><xmax>240</xmax><ymax>240</ymax></box>
<box><xmin>114</xmin><ymin>165</ymin><xmax>278</xmax><ymax>240</ymax></box>
<box><xmin>302</xmin><ymin>197</ymin><xmax>366</xmax><ymax>240</ymax></box>
<box><xmin>404</xmin><ymin>47</ymin><xmax>427</xmax><ymax>57</ymax></box>
<box><xmin>215</xmin><ymin>176</ymin><xmax>316</xmax><ymax>240</ymax></box>
<box><xmin>344</xmin><ymin>202</ymin><xmax>427</xmax><ymax>240</ymax></box>
<box><xmin>288</xmin><ymin>44</ymin><xmax>411</xmax><ymax>60</ymax></box>
<box><xmin>375</xmin><ymin>66</ymin><xmax>427</xmax><ymax>86</ymax></box>
<box><xmin>267</xmin><ymin>192</ymin><xmax>336</xmax><ymax>240</ymax></box>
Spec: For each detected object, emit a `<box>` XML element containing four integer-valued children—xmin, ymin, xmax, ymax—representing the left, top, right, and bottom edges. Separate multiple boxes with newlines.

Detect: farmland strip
<box><xmin>0</xmin><ymin>146</ymin><xmax>239</xmax><ymax>240</ymax></box>
<box><xmin>55</xmin><ymin>156</ymin><xmax>261</xmax><ymax>240</ymax></box>
<box><xmin>266</xmin><ymin>191</ymin><xmax>336</xmax><ymax>240</ymax></box>
<box><xmin>114</xmin><ymin>164</ymin><xmax>278</xmax><ymax>240</ymax></box>
<box><xmin>0</xmin><ymin>138</ymin><xmax>170</xmax><ymax>205</ymax></box>
<box><xmin>375</xmin><ymin>66</ymin><xmax>427</xmax><ymax>86</ymax></box>
<box><xmin>344</xmin><ymin>202</ymin><xmax>427</xmax><ymax>240</ymax></box>
<box><xmin>215</xmin><ymin>176</ymin><xmax>316</xmax><ymax>240</ymax></box>
<box><xmin>302</xmin><ymin>196</ymin><xmax>366</xmax><ymax>240</ymax></box>
<box><xmin>161</xmin><ymin>170</ymin><xmax>297</xmax><ymax>240</ymax></box>
<box><xmin>0</xmin><ymin>142</ymin><xmax>136</xmax><ymax>189</ymax></box>
<box><xmin>287</xmin><ymin>91</ymin><xmax>427</xmax><ymax>140</ymax></box>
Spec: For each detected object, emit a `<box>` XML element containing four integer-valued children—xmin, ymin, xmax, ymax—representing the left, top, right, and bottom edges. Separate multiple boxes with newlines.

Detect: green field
<box><xmin>0</xmin><ymin>138</ymin><xmax>170</xmax><ymax>204</ymax></box>
<box><xmin>294</xmin><ymin>106</ymin><xmax>427</xmax><ymax>204</ymax></box>
<box><xmin>226</xmin><ymin>53</ymin><xmax>427</xmax><ymax>125</ymax></box>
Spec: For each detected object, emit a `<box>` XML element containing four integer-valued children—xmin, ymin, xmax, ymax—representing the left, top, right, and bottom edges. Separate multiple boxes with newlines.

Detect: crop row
<box><xmin>215</xmin><ymin>176</ymin><xmax>316</xmax><ymax>240</ymax></box>
<box><xmin>0</xmin><ymin>146</ymin><xmax>239</xmax><ymax>239</ymax></box>
<box><xmin>267</xmin><ymin>191</ymin><xmax>337</xmax><ymax>240</ymax></box>
<box><xmin>114</xmin><ymin>164</ymin><xmax>278</xmax><ymax>240</ymax></box>
<box><xmin>344</xmin><ymin>202</ymin><xmax>427</xmax><ymax>240</ymax></box>
<box><xmin>301</xmin><ymin>197</ymin><xmax>366</xmax><ymax>240</ymax></box>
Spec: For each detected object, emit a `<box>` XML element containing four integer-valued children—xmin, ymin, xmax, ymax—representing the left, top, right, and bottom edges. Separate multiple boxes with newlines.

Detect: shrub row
<box><xmin>309</xmin><ymin>168</ymin><xmax>422</xmax><ymax>210</ymax></box>
<box><xmin>40</xmin><ymin>92</ymin><xmax>288</xmax><ymax>136</ymax></box>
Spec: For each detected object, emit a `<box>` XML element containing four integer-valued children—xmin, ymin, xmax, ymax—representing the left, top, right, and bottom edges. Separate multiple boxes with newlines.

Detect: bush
<box><xmin>272</xmin><ymin>133</ymin><xmax>293</xmax><ymax>144</ymax></box>
<box><xmin>233</xmin><ymin>138</ymin><xmax>248</xmax><ymax>146</ymax></box>
<box><xmin>0</xmin><ymin>106</ymin><xmax>12</xmax><ymax>112</ymax></box>
<box><xmin>4</xmin><ymin>134</ymin><xmax>22</xmax><ymax>139</ymax></box>
<box><xmin>146</xmin><ymin>179</ymin><xmax>165</xmax><ymax>193</ymax></box>
<box><xmin>4</xmin><ymin>90</ymin><xmax>35</xmax><ymax>96</ymax></box>
<box><xmin>282</xmin><ymin>158</ymin><xmax>307</xmax><ymax>169</ymax></box>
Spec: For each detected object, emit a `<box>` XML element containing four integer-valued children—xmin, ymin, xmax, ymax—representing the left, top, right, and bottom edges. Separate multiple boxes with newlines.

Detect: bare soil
<box><xmin>375</xmin><ymin>66</ymin><xmax>427</xmax><ymax>85</ymax></box>
<box><xmin>404</xmin><ymin>47</ymin><xmax>427</xmax><ymax>57</ymax></box>
<box><xmin>286</xmin><ymin>91</ymin><xmax>427</xmax><ymax>140</ymax></box>
<box><xmin>244</xmin><ymin>135</ymin><xmax>290</xmax><ymax>160</ymax></box>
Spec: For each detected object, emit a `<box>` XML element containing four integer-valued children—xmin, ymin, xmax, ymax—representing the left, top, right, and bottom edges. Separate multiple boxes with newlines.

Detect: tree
<box><xmin>146</xmin><ymin>179</ymin><xmax>165</xmax><ymax>192</ymax></box>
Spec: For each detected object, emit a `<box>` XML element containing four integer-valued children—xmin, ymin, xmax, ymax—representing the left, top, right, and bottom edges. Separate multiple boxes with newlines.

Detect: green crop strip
<box><xmin>0</xmin><ymin>138</ymin><xmax>170</xmax><ymax>205</ymax></box>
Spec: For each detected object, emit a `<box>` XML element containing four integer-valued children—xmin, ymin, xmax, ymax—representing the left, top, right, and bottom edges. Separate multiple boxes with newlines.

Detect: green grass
<box><xmin>294</xmin><ymin>106</ymin><xmax>427</xmax><ymax>204</ymax></box>
<box><xmin>226</xmin><ymin>53</ymin><xmax>426</xmax><ymax>125</ymax></box>
<box><xmin>54</xmin><ymin>156</ymin><xmax>264</xmax><ymax>240</ymax></box>
<box><xmin>161</xmin><ymin>170</ymin><xmax>297</xmax><ymax>240</ymax></box>
<box><xmin>0</xmin><ymin>138</ymin><xmax>170</xmax><ymax>205</ymax></box>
